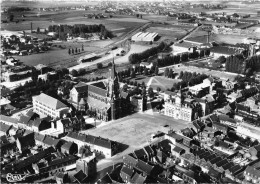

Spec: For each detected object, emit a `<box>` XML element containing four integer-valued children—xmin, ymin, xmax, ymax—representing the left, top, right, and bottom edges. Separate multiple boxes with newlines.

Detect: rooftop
<box><xmin>33</xmin><ymin>93</ymin><xmax>68</xmax><ymax>110</ymax></box>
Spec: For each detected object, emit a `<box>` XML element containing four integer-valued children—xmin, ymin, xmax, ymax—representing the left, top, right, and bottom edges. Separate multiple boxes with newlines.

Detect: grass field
<box><xmin>131</xmin><ymin>75</ymin><xmax>181</xmax><ymax>91</ymax></box>
<box><xmin>81</xmin><ymin>113</ymin><xmax>190</xmax><ymax>149</ymax></box>
<box><xmin>147</xmin><ymin>23</ymin><xmax>194</xmax><ymax>40</ymax></box>
<box><xmin>169</xmin><ymin>65</ymin><xmax>238</xmax><ymax>81</ymax></box>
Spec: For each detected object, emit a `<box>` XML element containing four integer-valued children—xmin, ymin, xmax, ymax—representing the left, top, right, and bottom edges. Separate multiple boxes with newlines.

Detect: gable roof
<box><xmin>33</xmin><ymin>93</ymin><xmax>68</xmax><ymax>110</ymax></box>
<box><xmin>43</xmin><ymin>136</ymin><xmax>61</xmax><ymax>148</ymax></box>
<box><xmin>121</xmin><ymin>165</ymin><xmax>134</xmax><ymax>177</ymax></box>
<box><xmin>88</xmin><ymin>82</ymin><xmax>107</xmax><ymax>97</ymax></box>
<box><xmin>74</xmin><ymin>82</ymin><xmax>88</xmax><ymax>93</ymax></box>
<box><xmin>123</xmin><ymin>154</ymin><xmax>138</xmax><ymax>166</ymax></box>
<box><xmin>94</xmin><ymin>137</ymin><xmax>112</xmax><ymax>149</ymax></box>
<box><xmin>35</xmin><ymin>133</ymin><xmax>46</xmax><ymax>142</ymax></box>
<box><xmin>61</xmin><ymin>141</ymin><xmax>75</xmax><ymax>151</ymax></box>
<box><xmin>0</xmin><ymin>115</ymin><xmax>18</xmax><ymax>124</ymax></box>
<box><xmin>135</xmin><ymin>159</ymin><xmax>154</xmax><ymax>175</ymax></box>
<box><xmin>73</xmin><ymin>170</ymin><xmax>88</xmax><ymax>183</ymax></box>
<box><xmin>134</xmin><ymin>148</ymin><xmax>147</xmax><ymax>159</ymax></box>
<box><xmin>144</xmin><ymin>145</ymin><xmax>154</xmax><ymax>156</ymax></box>
<box><xmin>0</xmin><ymin>122</ymin><xmax>12</xmax><ymax>133</ymax></box>
<box><xmin>131</xmin><ymin>172</ymin><xmax>146</xmax><ymax>183</ymax></box>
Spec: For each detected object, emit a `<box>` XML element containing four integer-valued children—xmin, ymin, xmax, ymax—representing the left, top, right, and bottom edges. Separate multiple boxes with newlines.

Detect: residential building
<box><xmin>32</xmin><ymin>93</ymin><xmax>70</xmax><ymax>119</ymax></box>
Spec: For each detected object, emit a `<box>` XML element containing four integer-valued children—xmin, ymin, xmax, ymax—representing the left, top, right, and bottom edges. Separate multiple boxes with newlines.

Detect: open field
<box><xmin>147</xmin><ymin>23</ymin><xmax>194</xmax><ymax>40</ymax></box>
<box><xmin>132</xmin><ymin>75</ymin><xmax>181</xmax><ymax>91</ymax></box>
<box><xmin>15</xmin><ymin>45</ymin><xmax>101</xmax><ymax>67</ymax></box>
<box><xmin>168</xmin><ymin>65</ymin><xmax>238</xmax><ymax>81</ymax></box>
<box><xmin>81</xmin><ymin>113</ymin><xmax>190</xmax><ymax>149</ymax></box>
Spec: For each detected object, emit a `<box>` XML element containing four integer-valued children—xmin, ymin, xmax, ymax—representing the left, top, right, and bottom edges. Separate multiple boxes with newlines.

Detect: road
<box><xmin>68</xmin><ymin>22</ymin><xmax>151</xmax><ymax>71</ymax></box>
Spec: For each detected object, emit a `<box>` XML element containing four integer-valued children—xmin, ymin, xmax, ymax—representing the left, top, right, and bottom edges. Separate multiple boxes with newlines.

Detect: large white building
<box><xmin>131</xmin><ymin>32</ymin><xmax>158</xmax><ymax>43</ymax></box>
<box><xmin>236</xmin><ymin>122</ymin><xmax>260</xmax><ymax>141</ymax></box>
<box><xmin>32</xmin><ymin>93</ymin><xmax>70</xmax><ymax>119</ymax></box>
<box><xmin>164</xmin><ymin>90</ymin><xmax>195</xmax><ymax>122</ymax></box>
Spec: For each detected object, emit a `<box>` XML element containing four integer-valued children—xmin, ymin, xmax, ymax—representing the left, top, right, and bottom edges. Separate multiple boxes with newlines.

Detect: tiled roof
<box><xmin>208</xmin><ymin>167</ymin><xmax>221</xmax><ymax>179</ymax></box>
<box><xmin>218</xmin><ymin>114</ymin><xmax>236</xmax><ymax>124</ymax></box>
<box><xmin>209</xmin><ymin>156</ymin><xmax>223</xmax><ymax>165</ymax></box>
<box><xmin>0</xmin><ymin>115</ymin><xmax>18</xmax><ymax>124</ymax></box>
<box><xmin>74</xmin><ymin>82</ymin><xmax>88</xmax><ymax>93</ymax></box>
<box><xmin>85</xmin><ymin>134</ymin><xmax>96</xmax><ymax>144</ymax></box>
<box><xmin>0</xmin><ymin>122</ymin><xmax>12</xmax><ymax>133</ymax></box>
<box><xmin>98</xmin><ymin>173</ymin><xmax>112</xmax><ymax>183</ymax></box>
<box><xmin>134</xmin><ymin>148</ymin><xmax>147</xmax><ymax>159</ymax></box>
<box><xmin>94</xmin><ymin>137</ymin><xmax>111</xmax><ymax>149</ymax></box>
<box><xmin>123</xmin><ymin>154</ymin><xmax>138</xmax><ymax>166</ymax></box>
<box><xmin>33</xmin><ymin>93</ymin><xmax>68</xmax><ymax>110</ymax></box>
<box><xmin>61</xmin><ymin>141</ymin><xmax>74</xmax><ymax>151</ymax></box>
<box><xmin>221</xmin><ymin>162</ymin><xmax>235</xmax><ymax>171</ymax></box>
<box><xmin>245</xmin><ymin>165</ymin><xmax>260</xmax><ymax>178</ymax></box>
<box><xmin>135</xmin><ymin>159</ymin><xmax>154</xmax><ymax>175</ymax></box>
<box><xmin>35</xmin><ymin>133</ymin><xmax>46</xmax><ymax>142</ymax></box>
<box><xmin>144</xmin><ymin>146</ymin><xmax>154</xmax><ymax>156</ymax></box>
<box><xmin>228</xmin><ymin>164</ymin><xmax>242</xmax><ymax>174</ymax></box>
<box><xmin>88</xmin><ymin>82</ymin><xmax>107</xmax><ymax>97</ymax></box>
<box><xmin>172</xmin><ymin>146</ymin><xmax>184</xmax><ymax>153</ymax></box>
<box><xmin>131</xmin><ymin>172</ymin><xmax>146</xmax><ymax>183</ymax></box>
<box><xmin>43</xmin><ymin>136</ymin><xmax>61</xmax><ymax>147</ymax></box>
<box><xmin>73</xmin><ymin>170</ymin><xmax>88</xmax><ymax>183</ymax></box>
<box><xmin>121</xmin><ymin>165</ymin><xmax>134</xmax><ymax>177</ymax></box>
<box><xmin>215</xmin><ymin>159</ymin><xmax>229</xmax><ymax>167</ymax></box>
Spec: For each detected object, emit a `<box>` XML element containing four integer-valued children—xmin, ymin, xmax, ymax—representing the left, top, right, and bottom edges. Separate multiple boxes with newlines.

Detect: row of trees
<box><xmin>225</xmin><ymin>54</ymin><xmax>245</xmax><ymax>74</ymax></box>
<box><xmin>128</xmin><ymin>42</ymin><xmax>168</xmax><ymax>64</ymax></box>
<box><xmin>245</xmin><ymin>55</ymin><xmax>260</xmax><ymax>76</ymax></box>
<box><xmin>48</xmin><ymin>24</ymin><xmax>113</xmax><ymax>39</ymax></box>
<box><xmin>157</xmin><ymin>49</ymin><xmax>210</xmax><ymax>67</ymax></box>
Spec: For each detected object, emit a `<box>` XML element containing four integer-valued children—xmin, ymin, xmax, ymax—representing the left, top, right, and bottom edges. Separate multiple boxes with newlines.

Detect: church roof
<box><xmin>87</xmin><ymin>96</ymin><xmax>110</xmax><ymax>110</ymax></box>
<box><xmin>88</xmin><ymin>83</ymin><xmax>107</xmax><ymax>97</ymax></box>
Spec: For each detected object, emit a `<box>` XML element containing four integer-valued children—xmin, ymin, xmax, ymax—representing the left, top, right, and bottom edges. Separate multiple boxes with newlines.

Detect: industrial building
<box><xmin>131</xmin><ymin>32</ymin><xmax>158</xmax><ymax>43</ymax></box>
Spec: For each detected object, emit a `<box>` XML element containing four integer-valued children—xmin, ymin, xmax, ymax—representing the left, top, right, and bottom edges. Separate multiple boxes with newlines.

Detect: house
<box><xmin>76</xmin><ymin>154</ymin><xmax>96</xmax><ymax>177</ymax></box>
<box><xmin>0</xmin><ymin>135</ymin><xmax>17</xmax><ymax>155</ymax></box>
<box><xmin>32</xmin><ymin>117</ymin><xmax>52</xmax><ymax>132</ymax></box>
<box><xmin>134</xmin><ymin>159</ymin><xmax>154</xmax><ymax>176</ymax></box>
<box><xmin>56</xmin><ymin>117</ymin><xmax>81</xmax><ymax>133</ymax></box>
<box><xmin>70</xmin><ymin>82</ymin><xmax>88</xmax><ymax>110</ymax></box>
<box><xmin>212</xmin><ymin>122</ymin><xmax>228</xmax><ymax>134</ymax></box>
<box><xmin>32</xmin><ymin>93</ymin><xmax>70</xmax><ymax>119</ymax></box>
<box><xmin>144</xmin><ymin>145</ymin><xmax>154</xmax><ymax>161</ymax></box>
<box><xmin>55</xmin><ymin>172</ymin><xmax>69</xmax><ymax>184</ymax></box>
<box><xmin>244</xmin><ymin>161</ymin><xmax>260</xmax><ymax>183</ymax></box>
<box><xmin>61</xmin><ymin>141</ymin><xmax>78</xmax><ymax>155</ymax></box>
<box><xmin>72</xmin><ymin>170</ymin><xmax>88</xmax><ymax>184</ymax></box>
<box><xmin>123</xmin><ymin>154</ymin><xmax>138</xmax><ymax>169</ymax></box>
<box><xmin>172</xmin><ymin>145</ymin><xmax>185</xmax><ymax>158</ymax></box>
<box><xmin>208</xmin><ymin>167</ymin><xmax>222</xmax><ymax>183</ymax></box>
<box><xmin>42</xmin><ymin>136</ymin><xmax>62</xmax><ymax>150</ymax></box>
<box><xmin>249</xmin><ymin>145</ymin><xmax>260</xmax><ymax>158</ymax></box>
<box><xmin>16</xmin><ymin>132</ymin><xmax>35</xmax><ymax>153</ymax></box>
<box><xmin>130</xmin><ymin>172</ymin><xmax>147</xmax><ymax>183</ymax></box>
<box><xmin>0</xmin><ymin>122</ymin><xmax>12</xmax><ymax>136</ymax></box>
<box><xmin>225</xmin><ymin>164</ymin><xmax>243</xmax><ymax>180</ymax></box>
<box><xmin>140</xmin><ymin>62</ymin><xmax>154</xmax><ymax>69</ymax></box>
<box><xmin>34</xmin><ymin>133</ymin><xmax>46</xmax><ymax>146</ymax></box>
<box><xmin>120</xmin><ymin>165</ymin><xmax>134</xmax><ymax>183</ymax></box>
<box><xmin>133</xmin><ymin>148</ymin><xmax>148</xmax><ymax>161</ymax></box>
<box><xmin>218</xmin><ymin>114</ymin><xmax>237</xmax><ymax>128</ymax></box>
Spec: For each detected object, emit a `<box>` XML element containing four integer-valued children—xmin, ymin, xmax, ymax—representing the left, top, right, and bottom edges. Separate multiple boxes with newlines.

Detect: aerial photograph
<box><xmin>1</xmin><ymin>0</ymin><xmax>260</xmax><ymax>183</ymax></box>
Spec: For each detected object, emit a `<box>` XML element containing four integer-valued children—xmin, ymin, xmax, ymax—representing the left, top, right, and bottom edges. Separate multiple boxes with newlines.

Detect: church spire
<box><xmin>111</xmin><ymin>57</ymin><xmax>116</xmax><ymax>79</ymax></box>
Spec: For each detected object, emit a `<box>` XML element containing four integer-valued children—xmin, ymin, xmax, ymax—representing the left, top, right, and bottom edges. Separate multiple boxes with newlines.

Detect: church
<box><xmin>70</xmin><ymin>60</ymin><xmax>129</xmax><ymax>121</ymax></box>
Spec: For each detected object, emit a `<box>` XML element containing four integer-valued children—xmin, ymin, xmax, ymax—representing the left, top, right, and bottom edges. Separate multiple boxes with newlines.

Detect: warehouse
<box><xmin>131</xmin><ymin>32</ymin><xmax>158</xmax><ymax>43</ymax></box>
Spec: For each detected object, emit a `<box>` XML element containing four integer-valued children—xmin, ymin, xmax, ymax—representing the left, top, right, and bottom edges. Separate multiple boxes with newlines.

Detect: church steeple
<box><xmin>110</xmin><ymin>57</ymin><xmax>116</xmax><ymax>80</ymax></box>
<box><xmin>108</xmin><ymin>57</ymin><xmax>119</xmax><ymax>99</ymax></box>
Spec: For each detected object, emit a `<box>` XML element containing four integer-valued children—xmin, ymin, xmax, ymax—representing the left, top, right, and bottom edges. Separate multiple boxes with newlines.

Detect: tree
<box><xmin>148</xmin><ymin>87</ymin><xmax>154</xmax><ymax>98</ymax></box>
<box><xmin>71</xmin><ymin>48</ymin><xmax>74</xmax><ymax>54</ymax></box>
<box><xmin>131</xmin><ymin>69</ymin><xmax>136</xmax><ymax>78</ymax></box>
<box><xmin>68</xmin><ymin>48</ymin><xmax>71</xmax><ymax>55</ymax></box>
<box><xmin>71</xmin><ymin>69</ymin><xmax>78</xmax><ymax>77</ymax></box>
<box><xmin>155</xmin><ymin>66</ymin><xmax>159</xmax><ymax>75</ymax></box>
<box><xmin>75</xmin><ymin>48</ymin><xmax>78</xmax><ymax>54</ymax></box>
<box><xmin>31</xmin><ymin>68</ymin><xmax>39</xmax><ymax>82</ymax></box>
<box><xmin>97</xmin><ymin>63</ymin><xmax>103</xmax><ymax>69</ymax></box>
<box><xmin>144</xmin><ymin>68</ymin><xmax>148</xmax><ymax>76</ymax></box>
<box><xmin>136</xmin><ymin>14</ymin><xmax>139</xmax><ymax>18</ymax></box>
<box><xmin>179</xmin><ymin>71</ymin><xmax>184</xmax><ymax>79</ymax></box>
<box><xmin>157</xmin><ymin>87</ymin><xmax>161</xmax><ymax>92</ymax></box>
<box><xmin>123</xmin><ymin>84</ymin><xmax>128</xmax><ymax>92</ymax></box>
<box><xmin>205</xmin><ymin>49</ymin><xmax>210</xmax><ymax>57</ymax></box>
<box><xmin>9</xmin><ymin>14</ymin><xmax>14</xmax><ymax>22</ymax></box>
<box><xmin>164</xmin><ymin>68</ymin><xmax>169</xmax><ymax>77</ymax></box>
<box><xmin>82</xmin><ymin>44</ymin><xmax>84</xmax><ymax>51</ymax></box>
<box><xmin>168</xmin><ymin>69</ymin><xmax>173</xmax><ymax>78</ymax></box>
<box><xmin>37</xmin><ymin>27</ymin><xmax>40</xmax><ymax>34</ymax></box>
<box><xmin>78</xmin><ymin>68</ymin><xmax>85</xmax><ymax>76</ymax></box>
